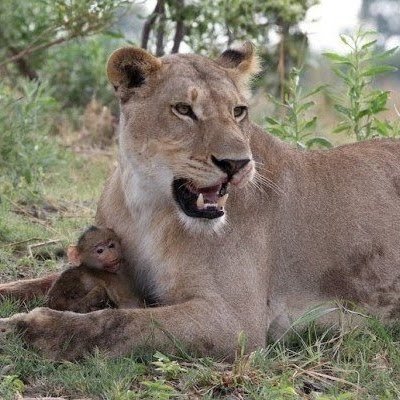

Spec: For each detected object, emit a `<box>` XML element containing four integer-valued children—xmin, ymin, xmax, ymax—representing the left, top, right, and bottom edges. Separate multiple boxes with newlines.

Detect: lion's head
<box><xmin>107</xmin><ymin>42</ymin><xmax>260</xmax><ymax>232</ymax></box>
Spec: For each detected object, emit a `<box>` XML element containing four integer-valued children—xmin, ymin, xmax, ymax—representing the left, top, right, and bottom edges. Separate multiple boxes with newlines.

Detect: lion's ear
<box><xmin>216</xmin><ymin>41</ymin><xmax>260</xmax><ymax>93</ymax></box>
<box><xmin>107</xmin><ymin>47</ymin><xmax>162</xmax><ymax>99</ymax></box>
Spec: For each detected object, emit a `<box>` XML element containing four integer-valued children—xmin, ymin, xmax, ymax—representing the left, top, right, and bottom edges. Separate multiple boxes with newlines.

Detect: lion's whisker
<box><xmin>253</xmin><ymin>171</ymin><xmax>285</xmax><ymax>196</ymax></box>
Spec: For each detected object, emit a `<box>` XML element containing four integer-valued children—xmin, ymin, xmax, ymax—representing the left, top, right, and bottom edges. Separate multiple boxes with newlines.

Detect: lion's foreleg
<box><xmin>0</xmin><ymin>273</ymin><xmax>60</xmax><ymax>302</ymax></box>
<box><xmin>0</xmin><ymin>298</ymin><xmax>254</xmax><ymax>360</ymax></box>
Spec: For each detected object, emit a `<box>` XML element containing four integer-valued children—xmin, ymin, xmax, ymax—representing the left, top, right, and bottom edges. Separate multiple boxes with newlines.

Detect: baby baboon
<box><xmin>47</xmin><ymin>226</ymin><xmax>140</xmax><ymax>313</ymax></box>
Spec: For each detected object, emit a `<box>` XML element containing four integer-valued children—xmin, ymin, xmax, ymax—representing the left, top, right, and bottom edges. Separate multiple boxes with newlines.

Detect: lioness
<box><xmin>1</xmin><ymin>42</ymin><xmax>400</xmax><ymax>360</ymax></box>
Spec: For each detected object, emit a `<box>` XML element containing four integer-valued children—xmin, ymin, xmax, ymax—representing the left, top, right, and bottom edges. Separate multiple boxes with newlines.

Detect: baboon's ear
<box><xmin>67</xmin><ymin>245</ymin><xmax>81</xmax><ymax>266</ymax></box>
<box><xmin>216</xmin><ymin>41</ymin><xmax>260</xmax><ymax>93</ymax></box>
<box><xmin>107</xmin><ymin>47</ymin><xmax>162</xmax><ymax>99</ymax></box>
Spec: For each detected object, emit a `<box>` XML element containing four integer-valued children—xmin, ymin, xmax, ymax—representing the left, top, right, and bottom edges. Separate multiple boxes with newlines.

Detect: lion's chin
<box><xmin>172</xmin><ymin>178</ymin><xmax>229</xmax><ymax>220</ymax></box>
<box><xmin>177</xmin><ymin>208</ymin><xmax>227</xmax><ymax>235</ymax></box>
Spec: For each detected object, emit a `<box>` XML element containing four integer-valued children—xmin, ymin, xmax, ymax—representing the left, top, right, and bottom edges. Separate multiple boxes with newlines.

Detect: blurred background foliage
<box><xmin>0</xmin><ymin>0</ymin><xmax>399</xmax><ymax>194</ymax></box>
<box><xmin>1</xmin><ymin>0</ymin><xmax>398</xmax><ymax>107</ymax></box>
<box><xmin>0</xmin><ymin>0</ymin><xmax>321</xmax><ymax>104</ymax></box>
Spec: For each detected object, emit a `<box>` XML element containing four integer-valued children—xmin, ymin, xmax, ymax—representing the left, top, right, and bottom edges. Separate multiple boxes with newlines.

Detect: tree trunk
<box><xmin>155</xmin><ymin>0</ymin><xmax>166</xmax><ymax>56</ymax></box>
<box><xmin>277</xmin><ymin>22</ymin><xmax>289</xmax><ymax>101</ymax></box>
<box><xmin>171</xmin><ymin>0</ymin><xmax>185</xmax><ymax>54</ymax></box>
<box><xmin>141</xmin><ymin>0</ymin><xmax>165</xmax><ymax>51</ymax></box>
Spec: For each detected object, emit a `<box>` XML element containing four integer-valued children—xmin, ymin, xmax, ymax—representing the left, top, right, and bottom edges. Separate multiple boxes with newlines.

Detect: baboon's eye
<box><xmin>233</xmin><ymin>106</ymin><xmax>247</xmax><ymax>121</ymax></box>
<box><xmin>108</xmin><ymin>242</ymin><xmax>115</xmax><ymax>248</ymax></box>
<box><xmin>172</xmin><ymin>103</ymin><xmax>198</xmax><ymax>120</ymax></box>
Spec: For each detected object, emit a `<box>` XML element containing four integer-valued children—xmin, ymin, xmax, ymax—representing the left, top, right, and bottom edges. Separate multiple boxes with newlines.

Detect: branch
<box><xmin>0</xmin><ymin>29</ymin><xmax>38</xmax><ymax>78</ymax></box>
<box><xmin>171</xmin><ymin>0</ymin><xmax>185</xmax><ymax>53</ymax></box>
<box><xmin>0</xmin><ymin>37</ymin><xmax>67</xmax><ymax>67</ymax></box>
<box><xmin>0</xmin><ymin>19</ymin><xmax>106</xmax><ymax>68</ymax></box>
<box><xmin>226</xmin><ymin>24</ymin><xmax>234</xmax><ymax>47</ymax></box>
<box><xmin>8</xmin><ymin>46</ymin><xmax>38</xmax><ymax>80</ymax></box>
<box><xmin>141</xmin><ymin>0</ymin><xmax>164</xmax><ymax>50</ymax></box>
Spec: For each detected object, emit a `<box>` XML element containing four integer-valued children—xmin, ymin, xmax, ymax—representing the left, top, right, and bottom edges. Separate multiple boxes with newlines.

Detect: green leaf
<box><xmin>305</xmin><ymin>137</ymin><xmax>333</xmax><ymax>149</ymax></box>
<box><xmin>361</xmin><ymin>65</ymin><xmax>397</xmax><ymax>77</ymax></box>
<box><xmin>302</xmin><ymin>117</ymin><xmax>317</xmax><ymax>131</ymax></box>
<box><xmin>333</xmin><ymin>123</ymin><xmax>351</xmax><ymax>133</ymax></box>
<box><xmin>323</xmin><ymin>52</ymin><xmax>353</xmax><ymax>66</ymax></box>
<box><xmin>103</xmin><ymin>30</ymin><xmax>125</xmax><ymax>39</ymax></box>
<box><xmin>292</xmin><ymin>305</ymin><xmax>340</xmax><ymax>327</ymax></box>
<box><xmin>265</xmin><ymin>116</ymin><xmax>280</xmax><ymax>125</ymax></box>
<box><xmin>297</xmin><ymin>101</ymin><xmax>315</xmax><ymax>114</ymax></box>
<box><xmin>357</xmin><ymin>109</ymin><xmax>370</xmax><ymax>119</ymax></box>
<box><xmin>301</xmin><ymin>85</ymin><xmax>328</xmax><ymax>100</ymax></box>
<box><xmin>332</xmin><ymin>67</ymin><xmax>354</xmax><ymax>85</ymax></box>
<box><xmin>373</xmin><ymin>47</ymin><xmax>398</xmax><ymax>60</ymax></box>
<box><xmin>365</xmin><ymin>89</ymin><xmax>386</xmax><ymax>100</ymax></box>
<box><xmin>373</xmin><ymin>118</ymin><xmax>392</xmax><ymax>136</ymax></box>
<box><xmin>334</xmin><ymin>104</ymin><xmax>352</xmax><ymax>118</ymax></box>
<box><xmin>340</xmin><ymin>34</ymin><xmax>351</xmax><ymax>47</ymax></box>
<box><xmin>361</xmin><ymin>39</ymin><xmax>377</xmax><ymax>49</ymax></box>
<box><xmin>369</xmin><ymin>91</ymin><xmax>389</xmax><ymax>113</ymax></box>
<box><xmin>268</xmin><ymin>126</ymin><xmax>286</xmax><ymax>136</ymax></box>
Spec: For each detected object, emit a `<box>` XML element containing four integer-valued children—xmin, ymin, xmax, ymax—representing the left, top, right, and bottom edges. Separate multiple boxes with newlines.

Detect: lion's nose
<box><xmin>211</xmin><ymin>156</ymin><xmax>250</xmax><ymax>178</ymax></box>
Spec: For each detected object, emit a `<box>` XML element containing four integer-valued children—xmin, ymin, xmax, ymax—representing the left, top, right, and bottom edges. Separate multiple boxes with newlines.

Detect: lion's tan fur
<box><xmin>2</xmin><ymin>44</ymin><xmax>400</xmax><ymax>360</ymax></box>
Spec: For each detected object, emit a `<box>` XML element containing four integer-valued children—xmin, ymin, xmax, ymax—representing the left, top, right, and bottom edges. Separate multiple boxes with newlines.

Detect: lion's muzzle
<box><xmin>172</xmin><ymin>157</ymin><xmax>254</xmax><ymax>219</ymax></box>
<box><xmin>211</xmin><ymin>156</ymin><xmax>251</xmax><ymax>179</ymax></box>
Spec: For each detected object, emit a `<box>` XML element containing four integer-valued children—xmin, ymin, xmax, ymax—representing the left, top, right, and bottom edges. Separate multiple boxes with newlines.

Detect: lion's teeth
<box><xmin>217</xmin><ymin>193</ymin><xmax>229</xmax><ymax>209</ymax></box>
<box><xmin>196</xmin><ymin>193</ymin><xmax>204</xmax><ymax>209</ymax></box>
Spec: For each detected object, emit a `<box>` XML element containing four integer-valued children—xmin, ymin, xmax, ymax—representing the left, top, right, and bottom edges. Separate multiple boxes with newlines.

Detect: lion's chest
<box><xmin>123</xmin><ymin>207</ymin><xmax>182</xmax><ymax>304</ymax></box>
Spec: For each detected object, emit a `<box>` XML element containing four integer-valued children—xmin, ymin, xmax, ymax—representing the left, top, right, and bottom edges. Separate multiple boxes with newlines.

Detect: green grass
<box><xmin>0</xmin><ymin>148</ymin><xmax>113</xmax><ymax>281</ymax></box>
<box><xmin>2</xmin><ymin>298</ymin><xmax>400</xmax><ymax>399</ymax></box>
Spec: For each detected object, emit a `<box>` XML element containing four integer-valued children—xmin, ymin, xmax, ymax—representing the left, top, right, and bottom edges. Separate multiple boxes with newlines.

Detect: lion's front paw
<box><xmin>1</xmin><ymin>307</ymin><xmax>77</xmax><ymax>360</ymax></box>
<box><xmin>2</xmin><ymin>307</ymin><xmax>126</xmax><ymax>360</ymax></box>
<box><xmin>0</xmin><ymin>316</ymin><xmax>14</xmax><ymax>337</ymax></box>
<box><xmin>0</xmin><ymin>310</ymin><xmax>33</xmax><ymax>339</ymax></box>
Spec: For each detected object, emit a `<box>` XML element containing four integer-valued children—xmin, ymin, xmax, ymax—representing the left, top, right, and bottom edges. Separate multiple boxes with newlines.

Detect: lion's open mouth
<box><xmin>172</xmin><ymin>179</ymin><xmax>229</xmax><ymax>219</ymax></box>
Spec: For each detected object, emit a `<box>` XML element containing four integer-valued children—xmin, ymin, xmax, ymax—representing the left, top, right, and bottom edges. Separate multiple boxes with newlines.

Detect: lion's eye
<box><xmin>233</xmin><ymin>106</ymin><xmax>247</xmax><ymax>120</ymax></box>
<box><xmin>172</xmin><ymin>103</ymin><xmax>197</xmax><ymax>120</ymax></box>
<box><xmin>175</xmin><ymin>103</ymin><xmax>191</xmax><ymax>115</ymax></box>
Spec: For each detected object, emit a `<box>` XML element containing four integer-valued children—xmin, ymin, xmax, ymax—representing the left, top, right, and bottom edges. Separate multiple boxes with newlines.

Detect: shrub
<box><xmin>265</xmin><ymin>68</ymin><xmax>332</xmax><ymax>149</ymax></box>
<box><xmin>42</xmin><ymin>36</ymin><xmax>118</xmax><ymax>108</ymax></box>
<box><xmin>266</xmin><ymin>30</ymin><xmax>398</xmax><ymax>147</ymax></box>
<box><xmin>0</xmin><ymin>79</ymin><xmax>62</xmax><ymax>199</ymax></box>
<box><xmin>324</xmin><ymin>30</ymin><xmax>398</xmax><ymax>141</ymax></box>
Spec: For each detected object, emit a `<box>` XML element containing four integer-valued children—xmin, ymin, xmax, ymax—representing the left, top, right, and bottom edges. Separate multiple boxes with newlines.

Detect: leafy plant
<box><xmin>140</xmin><ymin>379</ymin><xmax>177</xmax><ymax>399</ymax></box>
<box><xmin>0</xmin><ymin>79</ymin><xmax>62</xmax><ymax>198</ymax></box>
<box><xmin>265</xmin><ymin>68</ymin><xmax>332</xmax><ymax>149</ymax></box>
<box><xmin>43</xmin><ymin>36</ymin><xmax>117</xmax><ymax>107</ymax></box>
<box><xmin>0</xmin><ymin>375</ymin><xmax>25</xmax><ymax>400</ymax></box>
<box><xmin>0</xmin><ymin>0</ymin><xmax>129</xmax><ymax>78</ymax></box>
<box><xmin>152</xmin><ymin>352</ymin><xmax>187</xmax><ymax>380</ymax></box>
<box><xmin>324</xmin><ymin>30</ymin><xmax>398</xmax><ymax>141</ymax></box>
